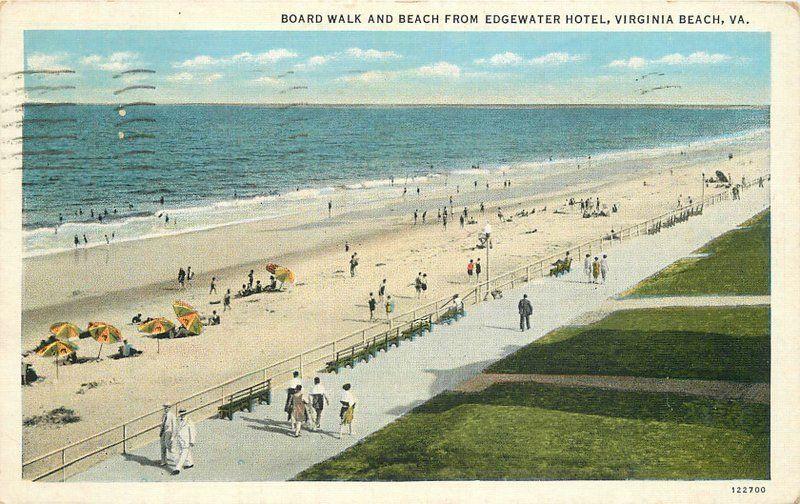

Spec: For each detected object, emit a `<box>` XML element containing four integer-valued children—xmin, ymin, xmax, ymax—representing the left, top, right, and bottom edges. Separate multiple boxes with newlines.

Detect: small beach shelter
<box><xmin>49</xmin><ymin>322</ymin><xmax>81</xmax><ymax>342</ymax></box>
<box><xmin>87</xmin><ymin>322</ymin><xmax>123</xmax><ymax>360</ymax></box>
<box><xmin>137</xmin><ymin>317</ymin><xmax>175</xmax><ymax>353</ymax></box>
<box><xmin>172</xmin><ymin>301</ymin><xmax>203</xmax><ymax>335</ymax></box>
<box><xmin>36</xmin><ymin>339</ymin><xmax>78</xmax><ymax>378</ymax></box>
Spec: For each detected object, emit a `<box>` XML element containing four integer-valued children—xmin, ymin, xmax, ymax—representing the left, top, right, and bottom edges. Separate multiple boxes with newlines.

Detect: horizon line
<box><xmin>23</xmin><ymin>102</ymin><xmax>770</xmax><ymax>108</ymax></box>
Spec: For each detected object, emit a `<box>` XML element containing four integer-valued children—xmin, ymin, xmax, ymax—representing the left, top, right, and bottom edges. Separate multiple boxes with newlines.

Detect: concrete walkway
<box><xmin>73</xmin><ymin>184</ymin><xmax>770</xmax><ymax>482</ymax></box>
<box><xmin>612</xmin><ymin>295</ymin><xmax>771</xmax><ymax>309</ymax></box>
<box><xmin>454</xmin><ymin>373</ymin><xmax>769</xmax><ymax>404</ymax></box>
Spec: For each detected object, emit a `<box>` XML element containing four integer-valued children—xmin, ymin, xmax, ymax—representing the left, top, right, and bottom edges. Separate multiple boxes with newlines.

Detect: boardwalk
<box><xmin>74</xmin><ymin>185</ymin><xmax>769</xmax><ymax>482</ymax></box>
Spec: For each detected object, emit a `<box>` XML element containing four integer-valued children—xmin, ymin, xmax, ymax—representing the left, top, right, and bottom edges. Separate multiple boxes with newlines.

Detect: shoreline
<box><xmin>21</xmin><ymin>135</ymin><xmax>769</xmax><ymax>461</ymax></box>
<box><xmin>22</xmin><ymin>127</ymin><xmax>769</xmax><ymax>259</ymax></box>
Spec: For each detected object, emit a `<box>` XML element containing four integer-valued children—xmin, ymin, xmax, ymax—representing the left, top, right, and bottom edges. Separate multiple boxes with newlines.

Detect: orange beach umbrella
<box><xmin>36</xmin><ymin>339</ymin><xmax>78</xmax><ymax>378</ymax></box>
<box><xmin>266</xmin><ymin>263</ymin><xmax>296</xmax><ymax>284</ymax></box>
<box><xmin>87</xmin><ymin>322</ymin><xmax>123</xmax><ymax>359</ymax></box>
<box><xmin>172</xmin><ymin>300</ymin><xmax>203</xmax><ymax>335</ymax></box>
<box><xmin>50</xmin><ymin>322</ymin><xmax>81</xmax><ymax>342</ymax></box>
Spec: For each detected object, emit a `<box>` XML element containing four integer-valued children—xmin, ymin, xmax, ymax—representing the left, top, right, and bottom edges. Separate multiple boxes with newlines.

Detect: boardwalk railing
<box><xmin>22</xmin><ymin>173</ymin><xmax>769</xmax><ymax>481</ymax></box>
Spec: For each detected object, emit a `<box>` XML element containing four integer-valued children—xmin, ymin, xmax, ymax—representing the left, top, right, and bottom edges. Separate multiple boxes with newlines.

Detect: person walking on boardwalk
<box><xmin>223</xmin><ymin>289</ymin><xmax>231</xmax><ymax>311</ymax></box>
<box><xmin>584</xmin><ymin>254</ymin><xmax>592</xmax><ymax>283</ymax></box>
<box><xmin>337</xmin><ymin>383</ymin><xmax>357</xmax><ymax>439</ymax></box>
<box><xmin>592</xmin><ymin>257</ymin><xmax>601</xmax><ymax>284</ymax></box>
<box><xmin>368</xmin><ymin>292</ymin><xmax>377</xmax><ymax>321</ymax></box>
<box><xmin>285</xmin><ymin>371</ymin><xmax>302</xmax><ymax>421</ymax></box>
<box><xmin>171</xmin><ymin>409</ymin><xmax>196</xmax><ymax>475</ymax></box>
<box><xmin>467</xmin><ymin>259</ymin><xmax>474</xmax><ymax>282</ymax></box>
<box><xmin>289</xmin><ymin>385</ymin><xmax>307</xmax><ymax>437</ymax></box>
<box><xmin>518</xmin><ymin>294</ymin><xmax>533</xmax><ymax>332</ymax></box>
<box><xmin>600</xmin><ymin>254</ymin><xmax>609</xmax><ymax>284</ymax></box>
<box><xmin>378</xmin><ymin>278</ymin><xmax>387</xmax><ymax>302</ymax></box>
<box><xmin>159</xmin><ymin>404</ymin><xmax>178</xmax><ymax>467</ymax></box>
<box><xmin>310</xmin><ymin>377</ymin><xmax>330</xmax><ymax>431</ymax></box>
<box><xmin>385</xmin><ymin>295</ymin><xmax>395</xmax><ymax>322</ymax></box>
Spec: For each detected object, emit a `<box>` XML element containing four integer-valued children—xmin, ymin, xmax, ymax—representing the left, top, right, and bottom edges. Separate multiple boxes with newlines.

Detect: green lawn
<box><xmin>626</xmin><ymin>210</ymin><xmax>770</xmax><ymax>296</ymax></box>
<box><xmin>486</xmin><ymin>306</ymin><xmax>770</xmax><ymax>382</ymax></box>
<box><xmin>296</xmin><ymin>382</ymin><xmax>769</xmax><ymax>481</ymax></box>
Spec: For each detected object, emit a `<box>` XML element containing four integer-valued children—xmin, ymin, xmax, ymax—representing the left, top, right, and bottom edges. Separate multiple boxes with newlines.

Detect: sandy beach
<box><xmin>21</xmin><ymin>133</ymin><xmax>769</xmax><ymax>460</ymax></box>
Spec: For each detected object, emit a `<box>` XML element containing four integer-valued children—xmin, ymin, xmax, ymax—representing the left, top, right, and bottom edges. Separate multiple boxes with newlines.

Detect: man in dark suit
<box><xmin>518</xmin><ymin>294</ymin><xmax>533</xmax><ymax>332</ymax></box>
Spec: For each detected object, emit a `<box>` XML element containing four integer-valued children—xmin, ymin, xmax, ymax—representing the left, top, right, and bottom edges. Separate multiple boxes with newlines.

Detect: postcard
<box><xmin>0</xmin><ymin>1</ymin><xmax>798</xmax><ymax>502</ymax></box>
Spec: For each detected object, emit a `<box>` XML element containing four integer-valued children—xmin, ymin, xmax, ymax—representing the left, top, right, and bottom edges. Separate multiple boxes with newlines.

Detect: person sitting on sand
<box><xmin>204</xmin><ymin>310</ymin><xmax>221</xmax><ymax>326</ymax></box>
<box><xmin>255</xmin><ymin>280</ymin><xmax>262</xmax><ymax>293</ymax></box>
<box><xmin>120</xmin><ymin>339</ymin><xmax>140</xmax><ymax>358</ymax></box>
<box><xmin>268</xmin><ymin>275</ymin><xmax>277</xmax><ymax>291</ymax></box>
<box><xmin>131</xmin><ymin>313</ymin><xmax>143</xmax><ymax>324</ymax></box>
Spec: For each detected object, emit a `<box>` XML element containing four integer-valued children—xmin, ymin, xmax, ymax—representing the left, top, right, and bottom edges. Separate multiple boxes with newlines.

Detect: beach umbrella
<box><xmin>36</xmin><ymin>339</ymin><xmax>78</xmax><ymax>378</ymax></box>
<box><xmin>87</xmin><ymin>321</ymin><xmax>123</xmax><ymax>360</ymax></box>
<box><xmin>50</xmin><ymin>322</ymin><xmax>81</xmax><ymax>342</ymax></box>
<box><xmin>172</xmin><ymin>301</ymin><xmax>203</xmax><ymax>335</ymax></box>
<box><xmin>137</xmin><ymin>317</ymin><xmax>175</xmax><ymax>354</ymax></box>
<box><xmin>266</xmin><ymin>263</ymin><xmax>296</xmax><ymax>285</ymax></box>
<box><xmin>138</xmin><ymin>317</ymin><xmax>174</xmax><ymax>335</ymax></box>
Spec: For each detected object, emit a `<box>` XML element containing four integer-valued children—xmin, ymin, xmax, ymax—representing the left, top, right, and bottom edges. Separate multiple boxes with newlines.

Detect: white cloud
<box><xmin>230</xmin><ymin>49</ymin><xmax>298</xmax><ymax>64</ymax></box>
<box><xmin>345</xmin><ymin>47</ymin><xmax>401</xmax><ymax>60</ymax></box>
<box><xmin>655</xmin><ymin>51</ymin><xmax>732</xmax><ymax>65</ymax></box>
<box><xmin>174</xmin><ymin>49</ymin><xmax>297</xmax><ymax>68</ymax></box>
<box><xmin>529</xmin><ymin>52</ymin><xmax>585</xmax><ymax>65</ymax></box>
<box><xmin>252</xmin><ymin>76</ymin><xmax>281</xmax><ymax>85</ymax></box>
<box><xmin>296</xmin><ymin>48</ymin><xmax>402</xmax><ymax>70</ymax></box>
<box><xmin>26</xmin><ymin>52</ymin><xmax>69</xmax><ymax>70</ymax></box>
<box><xmin>475</xmin><ymin>51</ymin><xmax>584</xmax><ymax>67</ymax></box>
<box><xmin>175</xmin><ymin>55</ymin><xmax>221</xmax><ymax>68</ymax></box>
<box><xmin>81</xmin><ymin>52</ymin><xmax>140</xmax><ymax>72</ymax></box>
<box><xmin>416</xmin><ymin>61</ymin><xmax>461</xmax><ymax>78</ymax></box>
<box><xmin>610</xmin><ymin>51</ymin><xmax>733</xmax><ymax>69</ymax></box>
<box><xmin>166</xmin><ymin>72</ymin><xmax>194</xmax><ymax>82</ymax></box>
<box><xmin>474</xmin><ymin>52</ymin><xmax>524</xmax><ymax>66</ymax></box>
<box><xmin>609</xmin><ymin>57</ymin><xmax>648</xmax><ymax>69</ymax></box>
<box><xmin>336</xmin><ymin>71</ymin><xmax>396</xmax><ymax>84</ymax></box>
<box><xmin>204</xmin><ymin>73</ymin><xmax>223</xmax><ymax>83</ymax></box>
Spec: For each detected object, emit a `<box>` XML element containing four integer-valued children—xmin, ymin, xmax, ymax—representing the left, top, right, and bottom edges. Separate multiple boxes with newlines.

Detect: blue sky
<box><xmin>23</xmin><ymin>31</ymin><xmax>769</xmax><ymax>105</ymax></box>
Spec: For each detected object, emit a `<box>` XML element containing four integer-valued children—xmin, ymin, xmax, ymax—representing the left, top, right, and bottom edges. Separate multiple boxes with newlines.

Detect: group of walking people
<box><xmin>284</xmin><ymin>372</ymin><xmax>357</xmax><ymax>439</ymax></box>
<box><xmin>583</xmin><ymin>253</ymin><xmax>609</xmax><ymax>284</ymax></box>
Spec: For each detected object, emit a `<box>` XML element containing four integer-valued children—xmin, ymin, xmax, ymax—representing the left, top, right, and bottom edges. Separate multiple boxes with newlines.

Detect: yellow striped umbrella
<box><xmin>50</xmin><ymin>322</ymin><xmax>81</xmax><ymax>342</ymax></box>
<box><xmin>87</xmin><ymin>322</ymin><xmax>123</xmax><ymax>359</ymax></box>
<box><xmin>266</xmin><ymin>263</ymin><xmax>295</xmax><ymax>284</ymax></box>
<box><xmin>137</xmin><ymin>317</ymin><xmax>174</xmax><ymax>335</ymax></box>
<box><xmin>36</xmin><ymin>340</ymin><xmax>78</xmax><ymax>378</ymax></box>
<box><xmin>172</xmin><ymin>301</ymin><xmax>203</xmax><ymax>335</ymax></box>
<box><xmin>137</xmin><ymin>317</ymin><xmax>175</xmax><ymax>354</ymax></box>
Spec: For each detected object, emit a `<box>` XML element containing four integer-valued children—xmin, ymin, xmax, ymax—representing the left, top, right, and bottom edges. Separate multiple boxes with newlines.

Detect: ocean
<box><xmin>21</xmin><ymin>105</ymin><xmax>769</xmax><ymax>256</ymax></box>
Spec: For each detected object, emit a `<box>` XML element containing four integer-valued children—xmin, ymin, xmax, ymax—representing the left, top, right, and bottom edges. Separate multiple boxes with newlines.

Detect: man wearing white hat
<box><xmin>159</xmin><ymin>404</ymin><xmax>178</xmax><ymax>467</ymax></box>
<box><xmin>171</xmin><ymin>409</ymin><xmax>196</xmax><ymax>475</ymax></box>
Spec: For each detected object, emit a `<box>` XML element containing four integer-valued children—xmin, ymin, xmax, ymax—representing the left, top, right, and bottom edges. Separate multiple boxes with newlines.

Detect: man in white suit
<box><xmin>171</xmin><ymin>409</ymin><xmax>196</xmax><ymax>475</ymax></box>
<box><xmin>159</xmin><ymin>404</ymin><xmax>178</xmax><ymax>467</ymax></box>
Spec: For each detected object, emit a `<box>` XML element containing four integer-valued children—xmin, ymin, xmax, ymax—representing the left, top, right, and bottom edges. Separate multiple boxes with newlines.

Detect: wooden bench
<box><xmin>218</xmin><ymin>380</ymin><xmax>271</xmax><ymax>420</ymax></box>
<box><xmin>436</xmin><ymin>306</ymin><xmax>465</xmax><ymax>325</ymax></box>
<box><xmin>549</xmin><ymin>257</ymin><xmax>572</xmax><ymax>277</ymax></box>
<box><xmin>324</xmin><ymin>315</ymin><xmax>433</xmax><ymax>373</ymax></box>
